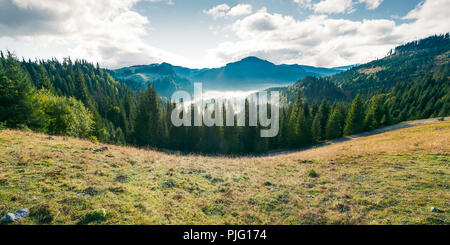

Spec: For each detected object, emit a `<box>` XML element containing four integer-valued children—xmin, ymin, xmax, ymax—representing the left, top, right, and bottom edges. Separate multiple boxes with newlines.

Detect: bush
<box><xmin>90</xmin><ymin>136</ymin><xmax>99</xmax><ymax>144</ymax></box>
<box><xmin>33</xmin><ymin>90</ymin><xmax>94</xmax><ymax>138</ymax></box>
<box><xmin>0</xmin><ymin>121</ymin><xmax>6</xmax><ymax>131</ymax></box>
<box><xmin>308</xmin><ymin>169</ymin><xmax>318</xmax><ymax>178</ymax></box>
<box><xmin>17</xmin><ymin>123</ymin><xmax>30</xmax><ymax>131</ymax></box>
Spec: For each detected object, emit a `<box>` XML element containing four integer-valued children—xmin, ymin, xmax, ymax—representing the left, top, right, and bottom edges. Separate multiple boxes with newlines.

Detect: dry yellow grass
<box><xmin>0</xmin><ymin>121</ymin><xmax>449</xmax><ymax>225</ymax></box>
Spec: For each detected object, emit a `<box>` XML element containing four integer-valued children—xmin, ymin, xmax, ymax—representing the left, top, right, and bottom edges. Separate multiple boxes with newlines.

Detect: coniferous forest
<box><xmin>0</xmin><ymin>34</ymin><xmax>449</xmax><ymax>155</ymax></box>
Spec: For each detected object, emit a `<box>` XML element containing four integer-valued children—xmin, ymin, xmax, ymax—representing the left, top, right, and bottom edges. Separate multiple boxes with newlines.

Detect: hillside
<box><xmin>108</xmin><ymin>63</ymin><xmax>193</xmax><ymax>98</ymax></box>
<box><xmin>1</xmin><ymin>121</ymin><xmax>448</xmax><ymax>225</ymax></box>
<box><xmin>280</xmin><ymin>34</ymin><xmax>450</xmax><ymax>104</ymax></box>
<box><xmin>109</xmin><ymin>57</ymin><xmax>342</xmax><ymax>95</ymax></box>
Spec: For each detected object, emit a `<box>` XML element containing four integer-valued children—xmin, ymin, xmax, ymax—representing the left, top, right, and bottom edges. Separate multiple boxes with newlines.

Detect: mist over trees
<box><xmin>0</xmin><ymin>34</ymin><xmax>448</xmax><ymax>155</ymax></box>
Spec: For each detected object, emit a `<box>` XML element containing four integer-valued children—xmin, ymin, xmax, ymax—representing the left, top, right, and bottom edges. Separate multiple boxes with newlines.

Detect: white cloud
<box><xmin>203</xmin><ymin>3</ymin><xmax>253</xmax><ymax>19</ymax></box>
<box><xmin>295</xmin><ymin>0</ymin><xmax>383</xmax><ymax>13</ymax></box>
<box><xmin>206</xmin><ymin>0</ymin><xmax>450</xmax><ymax>67</ymax></box>
<box><xmin>395</xmin><ymin>0</ymin><xmax>450</xmax><ymax>40</ymax></box>
<box><xmin>313</xmin><ymin>0</ymin><xmax>355</xmax><ymax>14</ymax></box>
<box><xmin>203</xmin><ymin>4</ymin><xmax>230</xmax><ymax>19</ymax></box>
<box><xmin>0</xmin><ymin>0</ymin><xmax>448</xmax><ymax>69</ymax></box>
<box><xmin>227</xmin><ymin>4</ymin><xmax>253</xmax><ymax>17</ymax></box>
<box><xmin>359</xmin><ymin>0</ymin><xmax>383</xmax><ymax>10</ymax></box>
<box><xmin>0</xmin><ymin>0</ymin><xmax>185</xmax><ymax>68</ymax></box>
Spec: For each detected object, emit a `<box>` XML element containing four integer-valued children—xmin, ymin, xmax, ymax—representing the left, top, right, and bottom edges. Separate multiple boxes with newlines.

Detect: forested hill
<box><xmin>280</xmin><ymin>33</ymin><xmax>450</xmax><ymax>104</ymax></box>
<box><xmin>0</xmin><ymin>53</ymin><xmax>137</xmax><ymax>145</ymax></box>
<box><xmin>330</xmin><ymin>33</ymin><xmax>450</xmax><ymax>97</ymax></box>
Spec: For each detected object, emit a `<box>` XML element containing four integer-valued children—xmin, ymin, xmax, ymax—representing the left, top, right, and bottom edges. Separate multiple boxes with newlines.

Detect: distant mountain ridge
<box><xmin>108</xmin><ymin>57</ymin><xmax>343</xmax><ymax>97</ymax></box>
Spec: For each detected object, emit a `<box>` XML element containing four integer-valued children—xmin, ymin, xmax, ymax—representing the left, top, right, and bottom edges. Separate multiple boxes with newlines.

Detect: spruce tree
<box><xmin>37</xmin><ymin>64</ymin><xmax>54</xmax><ymax>92</ymax></box>
<box><xmin>134</xmin><ymin>84</ymin><xmax>161</xmax><ymax>147</ymax></box>
<box><xmin>0</xmin><ymin>52</ymin><xmax>36</xmax><ymax>126</ymax></box>
<box><xmin>344</xmin><ymin>94</ymin><xmax>365</xmax><ymax>135</ymax></box>
<box><xmin>326</xmin><ymin>105</ymin><xmax>345</xmax><ymax>139</ymax></box>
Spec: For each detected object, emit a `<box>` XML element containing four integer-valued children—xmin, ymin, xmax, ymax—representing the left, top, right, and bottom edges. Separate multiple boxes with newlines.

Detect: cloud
<box><xmin>146</xmin><ymin>0</ymin><xmax>174</xmax><ymax>5</ymax></box>
<box><xmin>359</xmin><ymin>0</ymin><xmax>383</xmax><ymax>10</ymax></box>
<box><xmin>227</xmin><ymin>4</ymin><xmax>253</xmax><ymax>17</ymax></box>
<box><xmin>203</xmin><ymin>3</ymin><xmax>230</xmax><ymax>19</ymax></box>
<box><xmin>294</xmin><ymin>0</ymin><xmax>355</xmax><ymax>14</ymax></box>
<box><xmin>0</xmin><ymin>0</ymin><xmax>184</xmax><ymax>68</ymax></box>
<box><xmin>313</xmin><ymin>0</ymin><xmax>355</xmax><ymax>14</ymax></box>
<box><xmin>295</xmin><ymin>0</ymin><xmax>383</xmax><ymax>13</ymax></box>
<box><xmin>396</xmin><ymin>0</ymin><xmax>450</xmax><ymax>39</ymax></box>
<box><xmin>203</xmin><ymin>3</ymin><xmax>253</xmax><ymax>19</ymax></box>
<box><xmin>207</xmin><ymin>0</ymin><xmax>450</xmax><ymax>67</ymax></box>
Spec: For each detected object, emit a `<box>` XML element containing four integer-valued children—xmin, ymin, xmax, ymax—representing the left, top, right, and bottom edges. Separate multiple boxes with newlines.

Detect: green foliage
<box><xmin>326</xmin><ymin>104</ymin><xmax>346</xmax><ymax>139</ymax></box>
<box><xmin>0</xmin><ymin>52</ymin><xmax>36</xmax><ymax>127</ymax></box>
<box><xmin>33</xmin><ymin>90</ymin><xmax>94</xmax><ymax>137</ymax></box>
<box><xmin>364</xmin><ymin>94</ymin><xmax>390</xmax><ymax>130</ymax></box>
<box><xmin>308</xmin><ymin>169</ymin><xmax>318</xmax><ymax>178</ymax></box>
<box><xmin>17</xmin><ymin>123</ymin><xmax>31</xmax><ymax>132</ymax></box>
<box><xmin>134</xmin><ymin>84</ymin><xmax>162</xmax><ymax>147</ymax></box>
<box><xmin>0</xmin><ymin>121</ymin><xmax>6</xmax><ymax>131</ymax></box>
<box><xmin>344</xmin><ymin>95</ymin><xmax>365</xmax><ymax>136</ymax></box>
<box><xmin>90</xmin><ymin>136</ymin><xmax>99</xmax><ymax>144</ymax></box>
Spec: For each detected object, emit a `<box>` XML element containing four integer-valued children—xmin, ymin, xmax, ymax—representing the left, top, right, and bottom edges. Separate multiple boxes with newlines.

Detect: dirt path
<box><xmin>263</xmin><ymin>117</ymin><xmax>450</xmax><ymax>157</ymax></box>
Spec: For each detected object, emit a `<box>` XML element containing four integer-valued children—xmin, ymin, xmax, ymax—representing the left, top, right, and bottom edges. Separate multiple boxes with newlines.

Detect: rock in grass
<box><xmin>94</xmin><ymin>146</ymin><xmax>109</xmax><ymax>153</ymax></box>
<box><xmin>4</xmin><ymin>208</ymin><xmax>30</xmax><ymax>222</ymax></box>
<box><xmin>431</xmin><ymin>207</ymin><xmax>440</xmax><ymax>213</ymax></box>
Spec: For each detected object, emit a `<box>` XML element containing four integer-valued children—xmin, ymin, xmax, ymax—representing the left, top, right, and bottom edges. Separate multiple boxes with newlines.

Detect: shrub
<box><xmin>90</xmin><ymin>136</ymin><xmax>99</xmax><ymax>144</ymax></box>
<box><xmin>33</xmin><ymin>90</ymin><xmax>94</xmax><ymax>138</ymax></box>
<box><xmin>308</xmin><ymin>169</ymin><xmax>318</xmax><ymax>178</ymax></box>
<box><xmin>0</xmin><ymin>121</ymin><xmax>6</xmax><ymax>131</ymax></box>
<box><xmin>17</xmin><ymin>123</ymin><xmax>30</xmax><ymax>131</ymax></box>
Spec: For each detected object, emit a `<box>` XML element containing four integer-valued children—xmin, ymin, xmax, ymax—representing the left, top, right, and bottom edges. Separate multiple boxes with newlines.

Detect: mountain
<box><xmin>107</xmin><ymin>63</ymin><xmax>192</xmax><ymax>98</ymax></box>
<box><xmin>109</xmin><ymin>57</ymin><xmax>343</xmax><ymax>96</ymax></box>
<box><xmin>279</xmin><ymin>33</ymin><xmax>450</xmax><ymax>104</ymax></box>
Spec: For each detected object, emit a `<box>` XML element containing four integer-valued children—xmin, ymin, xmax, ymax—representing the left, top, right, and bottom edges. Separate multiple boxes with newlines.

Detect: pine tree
<box><xmin>317</xmin><ymin>99</ymin><xmax>330</xmax><ymax>140</ymax></box>
<box><xmin>75</xmin><ymin>66</ymin><xmax>94</xmax><ymax>111</ymax></box>
<box><xmin>134</xmin><ymin>84</ymin><xmax>161</xmax><ymax>147</ymax></box>
<box><xmin>344</xmin><ymin>94</ymin><xmax>365</xmax><ymax>135</ymax></box>
<box><xmin>0</xmin><ymin>52</ymin><xmax>36</xmax><ymax>126</ymax></box>
<box><xmin>326</xmin><ymin>104</ymin><xmax>345</xmax><ymax>139</ymax></box>
<box><xmin>311</xmin><ymin>114</ymin><xmax>322</xmax><ymax>141</ymax></box>
<box><xmin>37</xmin><ymin>64</ymin><xmax>54</xmax><ymax>92</ymax></box>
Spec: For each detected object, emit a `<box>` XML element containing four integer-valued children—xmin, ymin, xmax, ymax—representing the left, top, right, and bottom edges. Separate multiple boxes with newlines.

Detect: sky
<box><xmin>0</xmin><ymin>0</ymin><xmax>449</xmax><ymax>69</ymax></box>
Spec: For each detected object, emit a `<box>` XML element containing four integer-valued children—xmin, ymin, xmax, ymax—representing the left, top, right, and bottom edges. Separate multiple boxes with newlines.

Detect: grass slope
<box><xmin>0</xmin><ymin>121</ymin><xmax>449</xmax><ymax>225</ymax></box>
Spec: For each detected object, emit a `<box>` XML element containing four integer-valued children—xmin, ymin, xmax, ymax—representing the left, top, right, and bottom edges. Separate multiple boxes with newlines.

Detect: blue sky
<box><xmin>0</xmin><ymin>0</ymin><xmax>449</xmax><ymax>68</ymax></box>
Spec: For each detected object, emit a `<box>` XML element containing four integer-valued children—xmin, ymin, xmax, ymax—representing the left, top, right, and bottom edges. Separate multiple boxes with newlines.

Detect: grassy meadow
<box><xmin>0</xmin><ymin>121</ymin><xmax>449</xmax><ymax>225</ymax></box>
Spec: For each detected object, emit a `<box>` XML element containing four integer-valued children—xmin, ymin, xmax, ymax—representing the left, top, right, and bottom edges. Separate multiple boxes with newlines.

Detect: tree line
<box><xmin>0</xmin><ymin>50</ymin><xmax>448</xmax><ymax>155</ymax></box>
